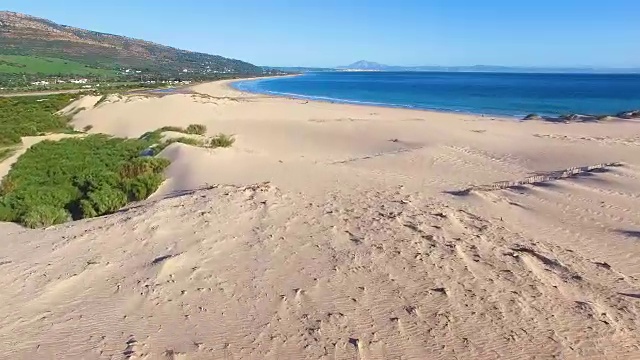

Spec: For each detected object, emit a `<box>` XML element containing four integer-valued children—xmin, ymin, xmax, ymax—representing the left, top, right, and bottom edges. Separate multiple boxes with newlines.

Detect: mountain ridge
<box><xmin>0</xmin><ymin>11</ymin><xmax>262</xmax><ymax>75</ymax></box>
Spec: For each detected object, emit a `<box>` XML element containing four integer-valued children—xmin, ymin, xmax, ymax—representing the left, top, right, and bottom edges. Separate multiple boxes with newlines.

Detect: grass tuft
<box><xmin>185</xmin><ymin>124</ymin><xmax>207</xmax><ymax>135</ymax></box>
<box><xmin>209</xmin><ymin>133</ymin><xmax>235</xmax><ymax>148</ymax></box>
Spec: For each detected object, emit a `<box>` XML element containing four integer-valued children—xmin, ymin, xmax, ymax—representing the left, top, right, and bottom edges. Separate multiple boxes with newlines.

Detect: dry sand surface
<box><xmin>1</xmin><ymin>79</ymin><xmax>640</xmax><ymax>359</ymax></box>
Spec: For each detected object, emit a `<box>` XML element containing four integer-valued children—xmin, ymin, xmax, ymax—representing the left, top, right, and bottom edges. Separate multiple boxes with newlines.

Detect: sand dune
<box><xmin>1</xmin><ymin>79</ymin><xmax>639</xmax><ymax>359</ymax></box>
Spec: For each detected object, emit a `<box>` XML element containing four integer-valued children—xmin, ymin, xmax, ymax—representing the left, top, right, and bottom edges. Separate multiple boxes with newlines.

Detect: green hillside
<box><xmin>0</xmin><ymin>11</ymin><xmax>263</xmax><ymax>78</ymax></box>
<box><xmin>0</xmin><ymin>55</ymin><xmax>116</xmax><ymax>75</ymax></box>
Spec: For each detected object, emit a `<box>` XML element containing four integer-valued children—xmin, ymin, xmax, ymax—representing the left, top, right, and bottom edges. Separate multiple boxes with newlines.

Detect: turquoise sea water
<box><xmin>232</xmin><ymin>72</ymin><xmax>640</xmax><ymax>117</ymax></box>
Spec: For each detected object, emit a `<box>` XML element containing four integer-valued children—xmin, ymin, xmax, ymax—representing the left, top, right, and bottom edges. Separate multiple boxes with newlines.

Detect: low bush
<box><xmin>21</xmin><ymin>205</ymin><xmax>70</xmax><ymax>228</ymax></box>
<box><xmin>139</xmin><ymin>129</ymin><xmax>164</xmax><ymax>143</ymax></box>
<box><xmin>185</xmin><ymin>124</ymin><xmax>207</xmax><ymax>135</ymax></box>
<box><xmin>0</xmin><ymin>94</ymin><xmax>76</xmax><ymax>146</ymax></box>
<box><xmin>209</xmin><ymin>133</ymin><xmax>235</xmax><ymax>148</ymax></box>
<box><xmin>0</xmin><ymin>134</ymin><xmax>169</xmax><ymax>228</ymax></box>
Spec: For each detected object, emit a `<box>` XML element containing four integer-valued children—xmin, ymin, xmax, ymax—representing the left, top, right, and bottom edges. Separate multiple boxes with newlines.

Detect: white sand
<box><xmin>1</xmin><ymin>79</ymin><xmax>639</xmax><ymax>359</ymax></box>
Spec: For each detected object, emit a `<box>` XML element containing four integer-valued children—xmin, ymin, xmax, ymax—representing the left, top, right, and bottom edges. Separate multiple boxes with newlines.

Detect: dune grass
<box><xmin>185</xmin><ymin>124</ymin><xmax>207</xmax><ymax>135</ymax></box>
<box><xmin>139</xmin><ymin>124</ymin><xmax>207</xmax><ymax>144</ymax></box>
<box><xmin>140</xmin><ymin>125</ymin><xmax>235</xmax><ymax>155</ymax></box>
<box><xmin>94</xmin><ymin>95</ymin><xmax>108</xmax><ymax>107</ymax></box>
<box><xmin>0</xmin><ymin>135</ymin><xmax>168</xmax><ymax>228</ymax></box>
<box><xmin>209</xmin><ymin>133</ymin><xmax>235</xmax><ymax>148</ymax></box>
<box><xmin>164</xmin><ymin>137</ymin><xmax>204</xmax><ymax>147</ymax></box>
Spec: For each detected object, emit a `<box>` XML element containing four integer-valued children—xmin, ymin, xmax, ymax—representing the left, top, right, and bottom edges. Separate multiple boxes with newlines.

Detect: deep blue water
<box><xmin>232</xmin><ymin>72</ymin><xmax>640</xmax><ymax>117</ymax></box>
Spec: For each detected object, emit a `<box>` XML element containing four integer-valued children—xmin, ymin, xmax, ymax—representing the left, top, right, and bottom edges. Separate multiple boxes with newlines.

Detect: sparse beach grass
<box><xmin>140</xmin><ymin>124</ymin><xmax>235</xmax><ymax>153</ymax></box>
<box><xmin>209</xmin><ymin>133</ymin><xmax>235</xmax><ymax>148</ymax></box>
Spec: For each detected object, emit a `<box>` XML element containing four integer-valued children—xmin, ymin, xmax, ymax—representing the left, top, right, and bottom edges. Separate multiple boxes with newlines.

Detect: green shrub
<box><xmin>122</xmin><ymin>173</ymin><xmax>164</xmax><ymax>201</ymax></box>
<box><xmin>185</xmin><ymin>124</ymin><xmax>207</xmax><ymax>135</ymax></box>
<box><xmin>209</xmin><ymin>133</ymin><xmax>235</xmax><ymax>148</ymax></box>
<box><xmin>85</xmin><ymin>186</ymin><xmax>128</xmax><ymax>215</ymax></box>
<box><xmin>0</xmin><ymin>134</ymin><xmax>169</xmax><ymax>227</ymax></box>
<box><xmin>139</xmin><ymin>130</ymin><xmax>163</xmax><ymax>143</ymax></box>
<box><xmin>21</xmin><ymin>205</ymin><xmax>70</xmax><ymax>228</ymax></box>
<box><xmin>0</xmin><ymin>94</ymin><xmax>76</xmax><ymax>146</ymax></box>
<box><xmin>0</xmin><ymin>203</ymin><xmax>15</xmax><ymax>222</ymax></box>
<box><xmin>119</xmin><ymin>157</ymin><xmax>170</xmax><ymax>179</ymax></box>
<box><xmin>79</xmin><ymin>199</ymin><xmax>98</xmax><ymax>218</ymax></box>
<box><xmin>0</xmin><ymin>147</ymin><xmax>17</xmax><ymax>162</ymax></box>
<box><xmin>0</xmin><ymin>132</ymin><xmax>23</xmax><ymax>147</ymax></box>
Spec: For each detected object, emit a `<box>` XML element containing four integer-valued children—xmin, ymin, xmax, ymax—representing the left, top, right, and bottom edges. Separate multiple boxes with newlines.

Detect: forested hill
<box><xmin>0</xmin><ymin>11</ymin><xmax>262</xmax><ymax>76</ymax></box>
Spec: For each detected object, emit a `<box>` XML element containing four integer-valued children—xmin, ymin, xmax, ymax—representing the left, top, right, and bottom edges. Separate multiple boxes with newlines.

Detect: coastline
<box><xmin>225</xmin><ymin>75</ymin><xmax>519</xmax><ymax>120</ymax></box>
<box><xmin>227</xmin><ymin>73</ymin><xmax>640</xmax><ymax>120</ymax></box>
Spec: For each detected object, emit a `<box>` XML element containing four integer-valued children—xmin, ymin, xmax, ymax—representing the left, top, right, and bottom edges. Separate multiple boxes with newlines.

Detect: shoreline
<box><xmin>226</xmin><ymin>73</ymin><xmax>640</xmax><ymax>121</ymax></box>
<box><xmin>224</xmin><ymin>75</ymin><xmax>519</xmax><ymax>120</ymax></box>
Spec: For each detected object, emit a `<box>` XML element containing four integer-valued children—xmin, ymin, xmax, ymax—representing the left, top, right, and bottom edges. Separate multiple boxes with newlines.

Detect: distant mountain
<box><xmin>337</xmin><ymin>60</ymin><xmax>640</xmax><ymax>74</ymax></box>
<box><xmin>337</xmin><ymin>60</ymin><xmax>390</xmax><ymax>71</ymax></box>
<box><xmin>0</xmin><ymin>11</ymin><xmax>262</xmax><ymax>76</ymax></box>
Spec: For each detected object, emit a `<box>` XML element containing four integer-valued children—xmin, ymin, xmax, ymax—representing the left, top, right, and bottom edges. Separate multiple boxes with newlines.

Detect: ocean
<box><xmin>232</xmin><ymin>72</ymin><xmax>640</xmax><ymax>117</ymax></box>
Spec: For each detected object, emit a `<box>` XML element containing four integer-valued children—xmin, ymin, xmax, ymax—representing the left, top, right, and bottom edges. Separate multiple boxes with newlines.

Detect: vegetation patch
<box><xmin>209</xmin><ymin>133</ymin><xmax>235</xmax><ymax>148</ymax></box>
<box><xmin>94</xmin><ymin>95</ymin><xmax>108</xmax><ymax>107</ymax></box>
<box><xmin>185</xmin><ymin>124</ymin><xmax>207</xmax><ymax>135</ymax></box>
<box><xmin>139</xmin><ymin>124</ymin><xmax>207</xmax><ymax>146</ymax></box>
<box><xmin>0</xmin><ymin>55</ymin><xmax>117</xmax><ymax>76</ymax></box>
<box><xmin>138</xmin><ymin>125</ymin><xmax>235</xmax><ymax>156</ymax></box>
<box><xmin>0</xmin><ymin>94</ymin><xmax>77</xmax><ymax>146</ymax></box>
<box><xmin>164</xmin><ymin>137</ymin><xmax>204</xmax><ymax>147</ymax></box>
<box><xmin>0</xmin><ymin>147</ymin><xmax>17</xmax><ymax>162</ymax></box>
<box><xmin>0</xmin><ymin>135</ymin><xmax>168</xmax><ymax>228</ymax></box>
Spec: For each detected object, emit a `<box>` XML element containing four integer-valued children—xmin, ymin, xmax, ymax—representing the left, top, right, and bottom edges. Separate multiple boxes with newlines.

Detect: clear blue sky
<box><xmin>3</xmin><ymin>0</ymin><xmax>639</xmax><ymax>68</ymax></box>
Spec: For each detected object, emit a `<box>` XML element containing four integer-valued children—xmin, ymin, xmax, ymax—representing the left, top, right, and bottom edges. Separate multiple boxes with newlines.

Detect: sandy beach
<box><xmin>1</xmin><ymin>78</ymin><xmax>639</xmax><ymax>359</ymax></box>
